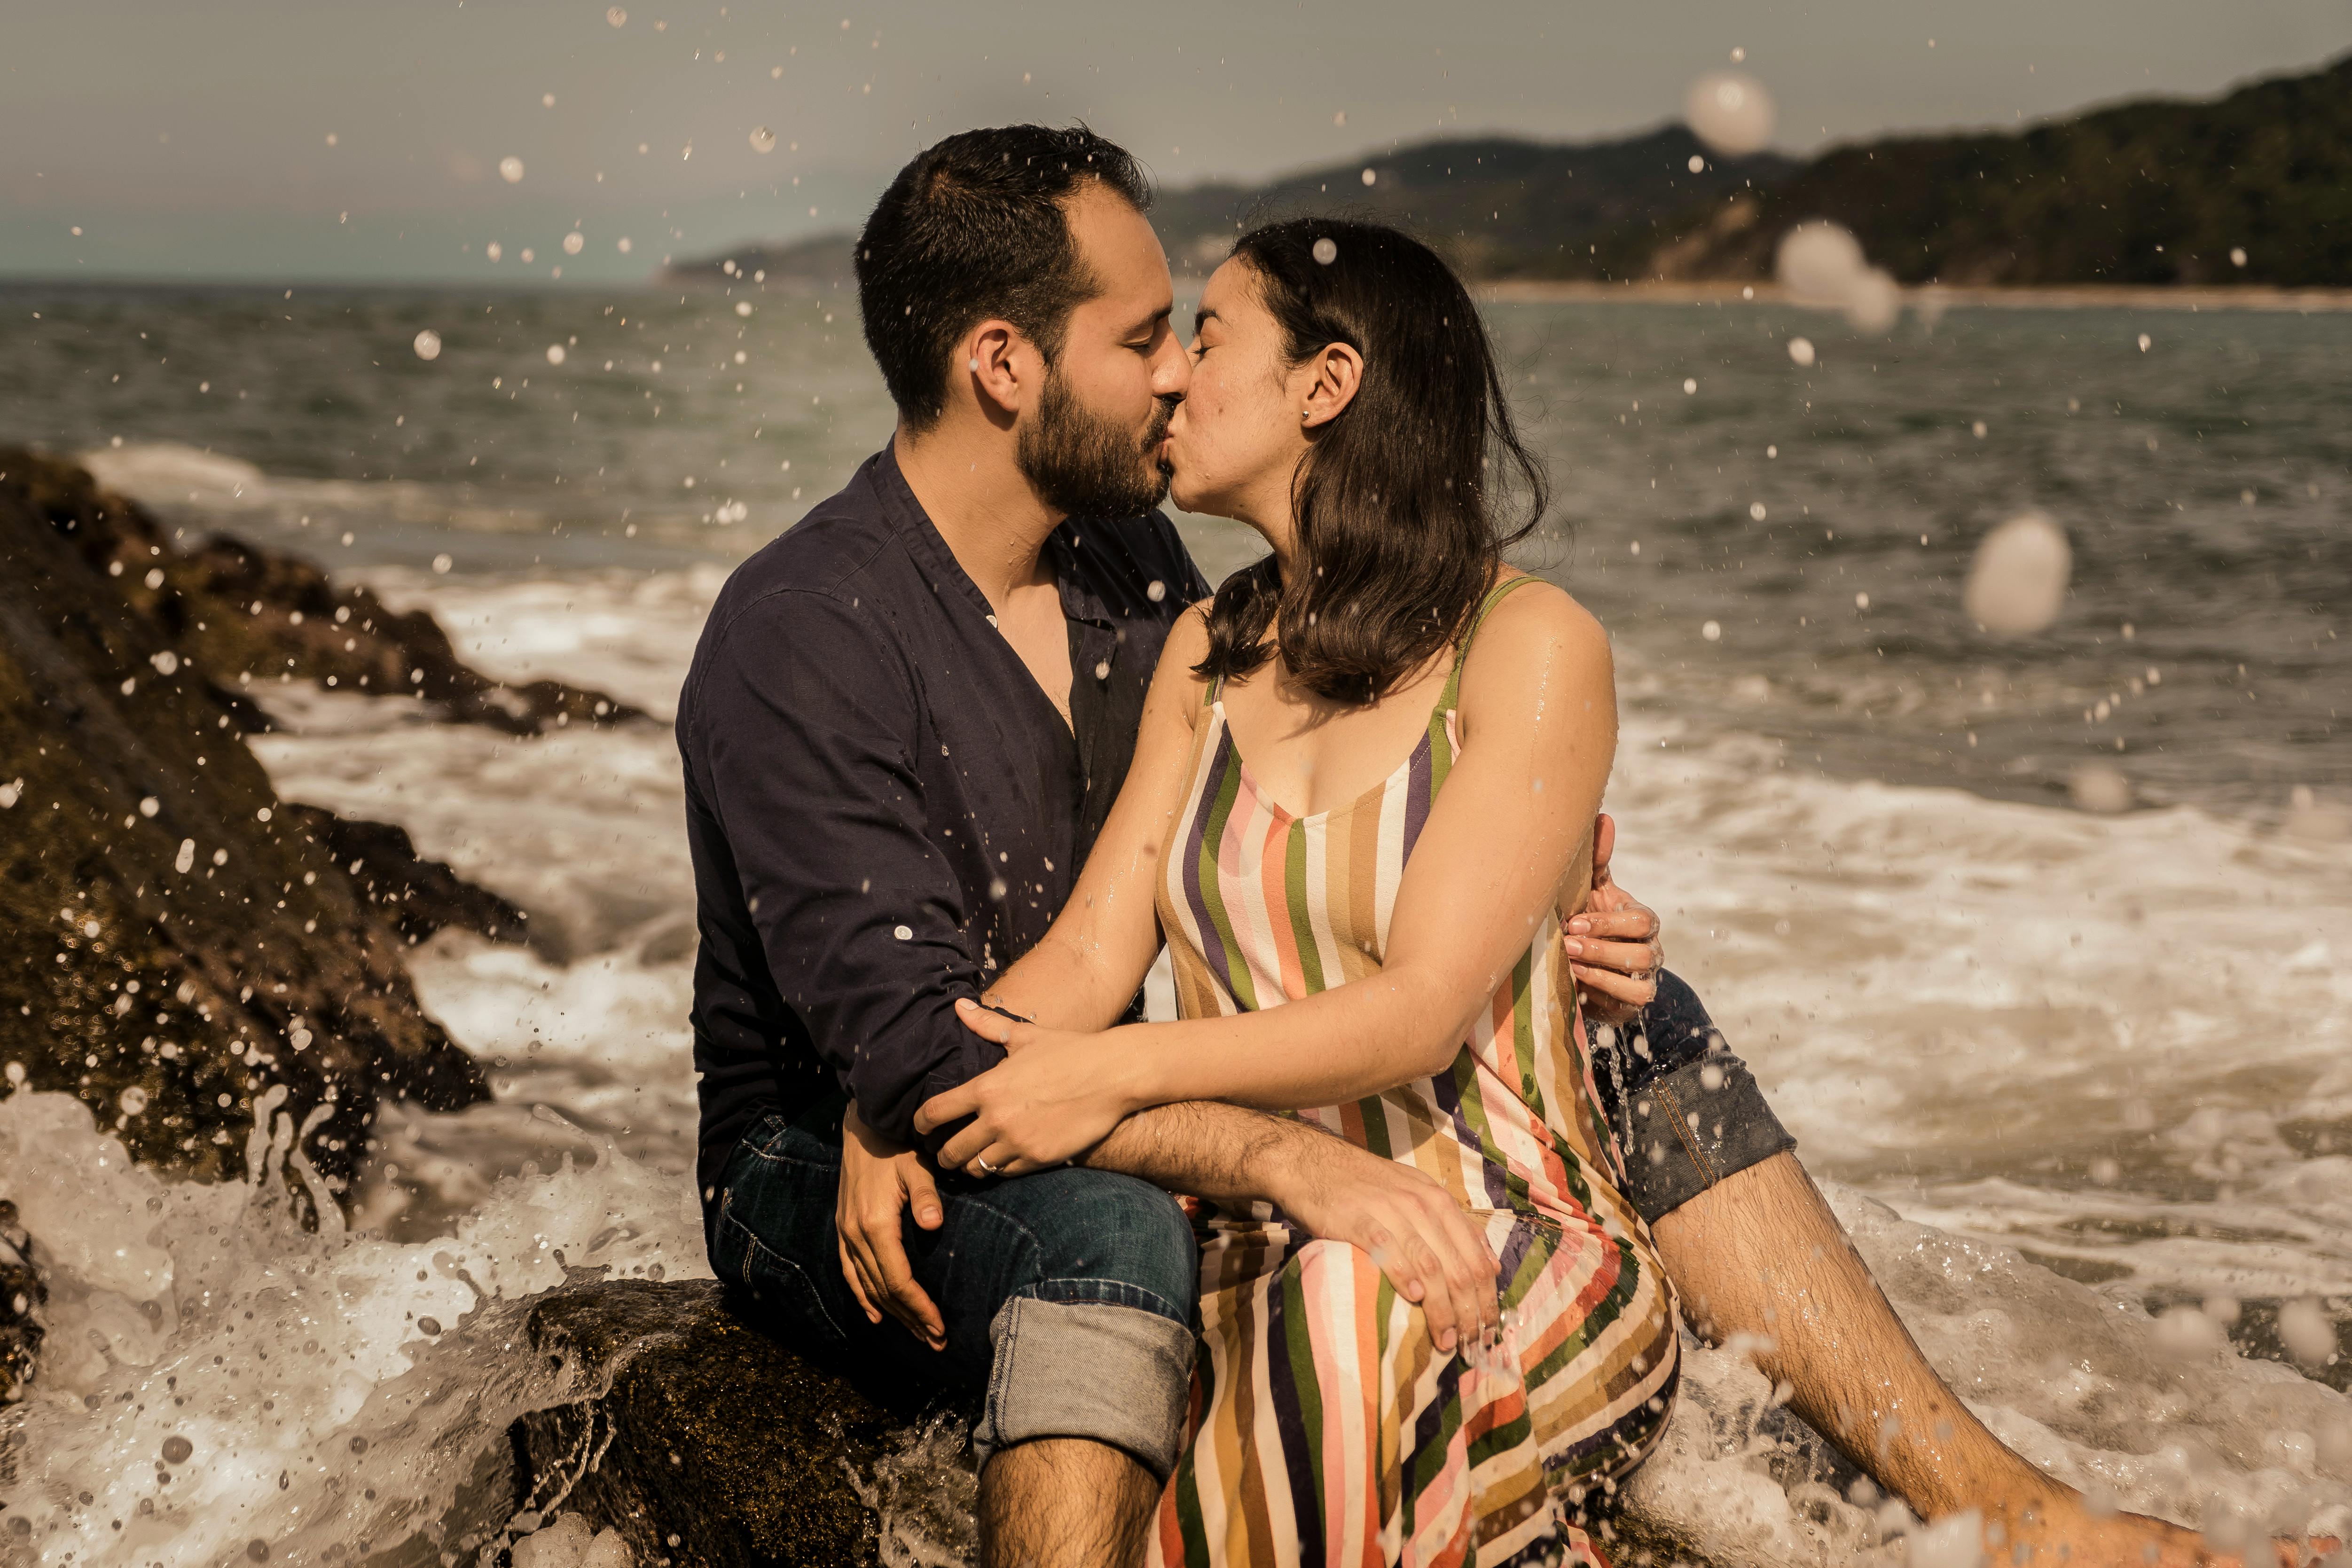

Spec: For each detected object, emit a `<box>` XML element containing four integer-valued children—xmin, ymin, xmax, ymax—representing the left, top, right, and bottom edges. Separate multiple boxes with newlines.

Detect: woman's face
<box><xmin>1164</xmin><ymin>258</ymin><xmax>1312</xmax><ymax>535</ymax></box>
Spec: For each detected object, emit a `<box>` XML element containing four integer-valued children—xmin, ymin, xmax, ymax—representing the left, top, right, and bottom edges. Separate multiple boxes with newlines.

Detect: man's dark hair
<box><xmin>855</xmin><ymin>125</ymin><xmax>1152</xmax><ymax>431</ymax></box>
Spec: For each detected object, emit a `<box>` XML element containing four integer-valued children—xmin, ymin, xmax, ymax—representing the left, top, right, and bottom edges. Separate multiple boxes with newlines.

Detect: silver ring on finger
<box><xmin>975</xmin><ymin>1154</ymin><xmax>999</xmax><ymax>1176</ymax></box>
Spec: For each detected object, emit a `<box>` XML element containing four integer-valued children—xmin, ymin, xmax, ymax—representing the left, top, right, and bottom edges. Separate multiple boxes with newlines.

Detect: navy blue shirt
<box><xmin>676</xmin><ymin>445</ymin><xmax>1210</xmax><ymax>1209</ymax></box>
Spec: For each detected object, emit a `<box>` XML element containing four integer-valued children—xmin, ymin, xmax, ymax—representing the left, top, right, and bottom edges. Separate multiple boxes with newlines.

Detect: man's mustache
<box><xmin>1141</xmin><ymin>394</ymin><xmax>1178</xmax><ymax>452</ymax></box>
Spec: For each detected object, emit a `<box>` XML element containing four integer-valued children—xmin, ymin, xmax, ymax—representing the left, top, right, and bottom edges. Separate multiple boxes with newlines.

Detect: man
<box><xmin>682</xmin><ymin>124</ymin><xmax>2224</xmax><ymax>1568</ymax></box>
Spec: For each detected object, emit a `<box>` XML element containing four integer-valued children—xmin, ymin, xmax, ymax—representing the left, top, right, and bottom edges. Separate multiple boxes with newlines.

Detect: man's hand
<box><xmin>836</xmin><ymin>1106</ymin><xmax>947</xmax><ymax>1350</ymax></box>
<box><xmin>1565</xmin><ymin>812</ymin><xmax>1663</xmax><ymax>1027</ymax></box>
<box><xmin>1266</xmin><ymin>1129</ymin><xmax>1502</xmax><ymax>1356</ymax></box>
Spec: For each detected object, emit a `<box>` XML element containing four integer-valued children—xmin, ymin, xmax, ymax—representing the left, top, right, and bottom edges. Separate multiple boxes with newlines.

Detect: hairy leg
<box><xmin>979</xmin><ymin>1437</ymin><xmax>1160</xmax><ymax>1568</ymax></box>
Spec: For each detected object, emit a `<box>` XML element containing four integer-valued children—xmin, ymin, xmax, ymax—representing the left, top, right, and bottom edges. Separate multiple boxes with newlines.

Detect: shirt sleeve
<box><xmin>1587</xmin><ymin>969</ymin><xmax>1796</xmax><ymax>1224</ymax></box>
<box><xmin>692</xmin><ymin>589</ymin><xmax>1005</xmax><ymax>1152</ymax></box>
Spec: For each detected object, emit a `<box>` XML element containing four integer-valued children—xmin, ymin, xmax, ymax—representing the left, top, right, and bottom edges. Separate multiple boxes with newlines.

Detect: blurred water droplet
<box><xmin>1786</xmin><ymin>337</ymin><xmax>1814</xmax><ymax>367</ymax></box>
<box><xmin>1682</xmin><ymin>377</ymin><xmax>1698</xmax><ymax>394</ymax></box>
<box><xmin>486</xmin><ymin>242</ymin><xmax>503</xmax><ymax>263</ymax></box>
<box><xmin>1972</xmin><ymin>420</ymin><xmax>1987</xmax><ymax>438</ymax></box>
<box><xmin>2279</xmin><ymin>1299</ymin><xmax>2338</xmax><ymax>1368</ymax></box>
<box><xmin>750</xmin><ymin>126</ymin><xmax>777</xmax><ymax>153</ymax></box>
<box><xmin>546</xmin><ymin>344</ymin><xmax>566</xmax><ymax>365</ymax></box>
<box><xmin>735</xmin><ymin>300</ymin><xmax>754</xmax><ymax>316</ymax></box>
<box><xmin>607</xmin><ymin>5</ymin><xmax>627</xmax><ymax>23</ymax></box>
<box><xmin>2229</xmin><ymin>246</ymin><xmax>2247</xmax><ymax>267</ymax></box>
<box><xmin>1312</xmin><ymin>237</ymin><xmax>1337</xmax><ymax>265</ymax></box>
<box><xmin>412</xmin><ymin>329</ymin><xmax>443</xmax><ymax>361</ymax></box>
<box><xmin>1853</xmin><ymin>591</ymin><xmax>1870</xmax><ymax>610</ymax></box>
<box><xmin>139</xmin><ymin>796</ymin><xmax>159</xmax><ymax>817</ymax></box>
<box><xmin>432</xmin><ymin>554</ymin><xmax>454</xmax><ymax>575</ymax></box>
<box><xmin>1685</xmin><ymin>71</ymin><xmax>1775</xmax><ymax>156</ymax></box>
<box><xmin>2069</xmin><ymin>764</ymin><xmax>2132</xmax><ymax>814</ymax></box>
<box><xmin>1687</xmin><ymin>154</ymin><xmax>1705</xmax><ymax>173</ymax></box>
<box><xmin>617</xmin><ymin>236</ymin><xmax>634</xmax><ymax>254</ymax></box>
<box><xmin>562</xmin><ymin>231</ymin><xmax>585</xmax><ymax>255</ymax></box>
<box><xmin>498</xmin><ymin>157</ymin><xmax>525</xmax><ymax>184</ymax></box>
<box><xmin>2137</xmin><ymin>332</ymin><xmax>2152</xmax><ymax>352</ymax></box>
<box><xmin>161</xmin><ymin>1435</ymin><xmax>193</xmax><ymax>1464</ymax></box>
<box><xmin>1963</xmin><ymin>511</ymin><xmax>2070</xmax><ymax>636</ymax></box>
<box><xmin>1360</xmin><ymin>167</ymin><xmax>1376</xmax><ymax>187</ymax></box>
<box><xmin>1701</xmin><ymin>620</ymin><xmax>1721</xmax><ymax>642</ymax></box>
<box><xmin>1748</xmin><ymin>502</ymin><xmax>1766</xmax><ymax>521</ymax></box>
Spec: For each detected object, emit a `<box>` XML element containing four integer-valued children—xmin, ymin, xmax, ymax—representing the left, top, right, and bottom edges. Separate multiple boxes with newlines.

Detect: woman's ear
<box><xmin>1300</xmin><ymin>341</ymin><xmax>1364</xmax><ymax>430</ymax></box>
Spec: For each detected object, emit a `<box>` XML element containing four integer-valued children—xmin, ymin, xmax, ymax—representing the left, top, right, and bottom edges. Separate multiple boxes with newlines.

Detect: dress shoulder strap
<box><xmin>1437</xmin><ymin>574</ymin><xmax>1538</xmax><ymax>713</ymax></box>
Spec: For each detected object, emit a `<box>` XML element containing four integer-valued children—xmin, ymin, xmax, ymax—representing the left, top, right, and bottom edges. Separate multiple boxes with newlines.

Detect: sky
<box><xmin>6</xmin><ymin>0</ymin><xmax>2347</xmax><ymax>284</ymax></box>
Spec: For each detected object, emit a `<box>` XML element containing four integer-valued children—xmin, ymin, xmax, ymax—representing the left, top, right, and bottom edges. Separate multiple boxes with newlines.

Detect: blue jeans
<box><xmin>710</xmin><ymin>1107</ymin><xmax>1200</xmax><ymax>1477</ymax></box>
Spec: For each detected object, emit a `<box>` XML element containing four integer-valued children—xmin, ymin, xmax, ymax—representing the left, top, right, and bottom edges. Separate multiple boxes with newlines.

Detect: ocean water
<box><xmin>2</xmin><ymin>282</ymin><xmax>2349</xmax><ymax>1566</ymax></box>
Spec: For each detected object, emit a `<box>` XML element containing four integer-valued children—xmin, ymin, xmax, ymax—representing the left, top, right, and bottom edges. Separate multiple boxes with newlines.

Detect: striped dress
<box><xmin>1149</xmin><ymin>577</ymin><xmax>1681</xmax><ymax>1568</ymax></box>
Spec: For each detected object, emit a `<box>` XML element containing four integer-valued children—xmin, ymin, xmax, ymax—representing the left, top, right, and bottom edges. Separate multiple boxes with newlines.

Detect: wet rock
<box><xmin>8</xmin><ymin>447</ymin><xmax>639</xmax><ymax>737</ymax></box>
<box><xmin>274</xmin><ymin>805</ymin><xmax>537</xmax><ymax>951</ymax></box>
<box><xmin>0</xmin><ymin>449</ymin><xmax>498</xmax><ymax>1202</ymax></box>
<box><xmin>0</xmin><ymin>1200</ymin><xmax>43</xmax><ymax>1404</ymax></box>
<box><xmin>494</xmin><ymin>1280</ymin><xmax>920</xmax><ymax>1568</ymax></box>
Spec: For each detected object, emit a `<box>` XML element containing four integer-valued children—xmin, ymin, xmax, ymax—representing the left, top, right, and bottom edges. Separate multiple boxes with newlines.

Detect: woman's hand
<box><xmin>836</xmin><ymin>1106</ymin><xmax>947</xmax><ymax>1350</ymax></box>
<box><xmin>915</xmin><ymin>1000</ymin><xmax>1140</xmax><ymax>1176</ymax></box>
<box><xmin>1565</xmin><ymin>812</ymin><xmax>1664</xmax><ymax>1027</ymax></box>
<box><xmin>1269</xmin><ymin>1130</ymin><xmax>1503</xmax><ymax>1355</ymax></box>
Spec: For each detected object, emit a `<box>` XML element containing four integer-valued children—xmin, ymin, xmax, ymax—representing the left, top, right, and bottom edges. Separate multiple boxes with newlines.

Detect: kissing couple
<box><xmin>677</xmin><ymin>125</ymin><xmax>2248</xmax><ymax>1568</ymax></box>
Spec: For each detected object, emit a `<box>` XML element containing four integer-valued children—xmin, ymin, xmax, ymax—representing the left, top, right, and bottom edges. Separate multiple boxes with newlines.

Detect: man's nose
<box><xmin>1152</xmin><ymin>334</ymin><xmax>1192</xmax><ymax>399</ymax></box>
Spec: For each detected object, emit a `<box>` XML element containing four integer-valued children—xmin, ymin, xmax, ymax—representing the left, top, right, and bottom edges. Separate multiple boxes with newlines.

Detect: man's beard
<box><xmin>1017</xmin><ymin>366</ymin><xmax>1175</xmax><ymax>518</ymax></box>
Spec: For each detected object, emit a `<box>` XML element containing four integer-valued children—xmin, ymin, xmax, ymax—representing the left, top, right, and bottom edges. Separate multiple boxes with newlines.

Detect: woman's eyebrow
<box><xmin>1192</xmin><ymin>307</ymin><xmax>1220</xmax><ymax>333</ymax></box>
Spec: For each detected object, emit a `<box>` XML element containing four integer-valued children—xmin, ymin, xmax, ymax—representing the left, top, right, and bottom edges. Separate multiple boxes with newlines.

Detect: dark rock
<box><xmin>493</xmin><ymin>1280</ymin><xmax>932</xmax><ymax>1568</ymax></box>
<box><xmin>0</xmin><ymin>448</ymin><xmax>502</xmax><ymax>1200</ymax></box>
<box><xmin>0</xmin><ymin>1201</ymin><xmax>43</xmax><ymax>1405</ymax></box>
<box><xmin>274</xmin><ymin>805</ymin><xmax>534</xmax><ymax>950</ymax></box>
<box><xmin>8</xmin><ymin>447</ymin><xmax>641</xmax><ymax>737</ymax></box>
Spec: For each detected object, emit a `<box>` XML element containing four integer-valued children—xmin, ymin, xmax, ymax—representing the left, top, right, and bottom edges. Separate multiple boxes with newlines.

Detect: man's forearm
<box><xmin>1079</xmin><ymin>1100</ymin><xmax>1322</xmax><ymax>1207</ymax></box>
<box><xmin>1651</xmin><ymin>1150</ymin><xmax>2066</xmax><ymax>1523</ymax></box>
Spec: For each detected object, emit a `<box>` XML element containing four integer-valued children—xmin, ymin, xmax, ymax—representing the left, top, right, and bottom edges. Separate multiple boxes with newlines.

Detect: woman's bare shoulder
<box><xmin>1475</xmin><ymin>575</ymin><xmax>1611</xmax><ymax>668</ymax></box>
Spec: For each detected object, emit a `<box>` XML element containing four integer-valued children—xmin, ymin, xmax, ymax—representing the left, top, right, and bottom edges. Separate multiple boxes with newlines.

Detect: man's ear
<box><xmin>963</xmin><ymin>320</ymin><xmax>1038</xmax><ymax>427</ymax></box>
<box><xmin>1300</xmin><ymin>341</ymin><xmax>1364</xmax><ymax>430</ymax></box>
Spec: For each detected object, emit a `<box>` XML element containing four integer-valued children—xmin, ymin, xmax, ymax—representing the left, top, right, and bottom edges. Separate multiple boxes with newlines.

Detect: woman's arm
<box><xmin>920</xmin><ymin>581</ymin><xmax>1618</xmax><ymax>1172</ymax></box>
<box><xmin>979</xmin><ymin>606</ymin><xmax>1214</xmax><ymax>1032</ymax></box>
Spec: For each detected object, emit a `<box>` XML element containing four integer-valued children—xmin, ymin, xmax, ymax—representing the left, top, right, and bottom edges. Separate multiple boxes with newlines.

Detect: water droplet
<box><xmin>750</xmin><ymin>126</ymin><xmax>777</xmax><ymax>153</ymax></box>
<box><xmin>1786</xmin><ymin>337</ymin><xmax>1814</xmax><ymax>367</ymax></box>
<box><xmin>893</xmin><ymin>925</ymin><xmax>913</xmax><ymax>941</ymax></box>
<box><xmin>2069</xmin><ymin>763</ymin><xmax>2132</xmax><ymax>815</ymax></box>
<box><xmin>1682</xmin><ymin>377</ymin><xmax>1698</xmax><ymax>394</ymax></box>
<box><xmin>1146</xmin><ymin>580</ymin><xmax>1166</xmax><ymax>603</ymax></box>
<box><xmin>417</xmin><ymin>1316</ymin><xmax>442</xmax><ymax>1335</ymax></box>
<box><xmin>546</xmin><ymin>344</ymin><xmax>566</xmax><ymax>365</ymax></box>
<box><xmin>2229</xmin><ymin>246</ymin><xmax>2248</xmax><ymax>267</ymax></box>
<box><xmin>2136</xmin><ymin>332</ymin><xmax>2152</xmax><ymax>352</ymax></box>
<box><xmin>735</xmin><ymin>300</ymin><xmax>754</xmax><ymax>316</ymax></box>
<box><xmin>1685</xmin><ymin>71</ymin><xmax>1775</xmax><ymax>155</ymax></box>
<box><xmin>498</xmin><ymin>156</ymin><xmax>525</xmax><ymax>184</ymax></box>
<box><xmin>607</xmin><ymin>4</ymin><xmax>627</xmax><ymax>24</ymax></box>
<box><xmin>1701</xmin><ymin>620</ymin><xmax>1721</xmax><ymax>642</ymax></box>
<box><xmin>617</xmin><ymin>236</ymin><xmax>633</xmax><ymax>254</ymax></box>
<box><xmin>1854</xmin><ymin>591</ymin><xmax>1870</xmax><ymax>611</ymax></box>
<box><xmin>1311</xmin><ymin>237</ymin><xmax>1337</xmax><ymax>265</ymax></box>
<box><xmin>1687</xmin><ymin>154</ymin><xmax>1705</xmax><ymax>173</ymax></box>
<box><xmin>562</xmin><ymin>231</ymin><xmax>585</xmax><ymax>255</ymax></box>
<box><xmin>1359</xmin><ymin>167</ymin><xmax>1376</xmax><ymax>187</ymax></box>
<box><xmin>161</xmin><ymin>1435</ymin><xmax>193</xmax><ymax>1464</ymax></box>
<box><xmin>1972</xmin><ymin>420</ymin><xmax>1987</xmax><ymax>438</ymax></box>
<box><xmin>139</xmin><ymin>796</ymin><xmax>160</xmax><ymax>817</ymax></box>
<box><xmin>412</xmin><ymin>329</ymin><xmax>443</xmax><ymax>361</ymax></box>
<box><xmin>486</xmin><ymin>242</ymin><xmax>503</xmax><ymax>263</ymax></box>
<box><xmin>1963</xmin><ymin>510</ymin><xmax>2070</xmax><ymax>636</ymax></box>
<box><xmin>1748</xmin><ymin>502</ymin><xmax>1766</xmax><ymax>521</ymax></box>
<box><xmin>432</xmin><ymin>554</ymin><xmax>454</xmax><ymax>575</ymax></box>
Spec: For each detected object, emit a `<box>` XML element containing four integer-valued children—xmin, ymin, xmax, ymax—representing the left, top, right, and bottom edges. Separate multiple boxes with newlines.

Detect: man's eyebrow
<box><xmin>1125</xmin><ymin>304</ymin><xmax>1173</xmax><ymax>338</ymax></box>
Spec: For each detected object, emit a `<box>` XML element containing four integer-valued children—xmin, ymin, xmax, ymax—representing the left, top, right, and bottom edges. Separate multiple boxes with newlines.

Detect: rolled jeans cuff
<box><xmin>972</xmin><ymin>1294</ymin><xmax>1197</xmax><ymax>1480</ymax></box>
<box><xmin>1618</xmin><ymin>1053</ymin><xmax>1797</xmax><ymax>1224</ymax></box>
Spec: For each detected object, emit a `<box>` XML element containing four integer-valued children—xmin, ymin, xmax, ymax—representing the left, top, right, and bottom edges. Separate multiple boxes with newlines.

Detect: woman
<box><xmin>916</xmin><ymin>219</ymin><xmax>1678</xmax><ymax>1567</ymax></box>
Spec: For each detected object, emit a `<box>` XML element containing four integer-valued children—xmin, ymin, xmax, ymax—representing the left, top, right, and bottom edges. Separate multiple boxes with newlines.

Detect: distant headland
<box><xmin>666</xmin><ymin>51</ymin><xmax>2351</xmax><ymax>296</ymax></box>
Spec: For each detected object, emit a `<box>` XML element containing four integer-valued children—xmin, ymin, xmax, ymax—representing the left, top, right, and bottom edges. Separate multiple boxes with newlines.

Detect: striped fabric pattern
<box><xmin>1150</xmin><ymin>578</ymin><xmax>1681</xmax><ymax>1568</ymax></box>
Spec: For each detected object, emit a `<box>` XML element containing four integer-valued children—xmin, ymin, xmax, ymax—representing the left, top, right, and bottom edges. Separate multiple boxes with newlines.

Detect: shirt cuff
<box><xmin>1615</xmin><ymin>1051</ymin><xmax>1796</xmax><ymax>1225</ymax></box>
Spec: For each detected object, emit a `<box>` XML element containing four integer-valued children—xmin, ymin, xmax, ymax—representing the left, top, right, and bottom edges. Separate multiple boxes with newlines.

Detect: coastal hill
<box><xmin>668</xmin><ymin>51</ymin><xmax>2350</xmax><ymax>293</ymax></box>
<box><xmin>1628</xmin><ymin>51</ymin><xmax>2352</xmax><ymax>288</ymax></box>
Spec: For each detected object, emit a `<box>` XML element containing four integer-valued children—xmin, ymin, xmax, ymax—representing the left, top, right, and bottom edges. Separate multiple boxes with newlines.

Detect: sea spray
<box><xmin>0</xmin><ymin>1089</ymin><xmax>705</xmax><ymax>1567</ymax></box>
